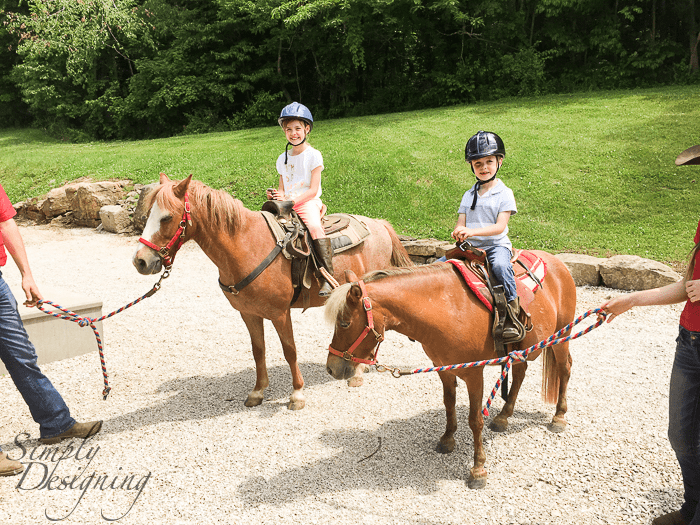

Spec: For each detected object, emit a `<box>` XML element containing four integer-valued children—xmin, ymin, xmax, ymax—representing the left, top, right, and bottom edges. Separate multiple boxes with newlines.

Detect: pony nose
<box><xmin>133</xmin><ymin>256</ymin><xmax>149</xmax><ymax>274</ymax></box>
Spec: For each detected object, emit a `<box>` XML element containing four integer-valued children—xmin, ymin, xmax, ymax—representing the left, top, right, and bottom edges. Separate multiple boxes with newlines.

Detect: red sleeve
<box><xmin>0</xmin><ymin>184</ymin><xmax>17</xmax><ymax>222</ymax></box>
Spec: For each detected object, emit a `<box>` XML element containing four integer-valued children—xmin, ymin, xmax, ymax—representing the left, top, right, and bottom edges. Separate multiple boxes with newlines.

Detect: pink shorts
<box><xmin>294</xmin><ymin>198</ymin><xmax>326</xmax><ymax>239</ymax></box>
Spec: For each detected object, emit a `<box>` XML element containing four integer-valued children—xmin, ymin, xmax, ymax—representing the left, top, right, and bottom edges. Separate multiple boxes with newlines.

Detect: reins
<box><xmin>34</xmin><ymin>269</ymin><xmax>172</xmax><ymax>400</ymax></box>
<box><xmin>374</xmin><ymin>307</ymin><xmax>608</xmax><ymax>417</ymax></box>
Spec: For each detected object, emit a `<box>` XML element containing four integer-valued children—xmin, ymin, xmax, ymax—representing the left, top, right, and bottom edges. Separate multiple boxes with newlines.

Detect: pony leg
<box><xmin>271</xmin><ymin>311</ymin><xmax>305</xmax><ymax>411</ymax></box>
<box><xmin>463</xmin><ymin>369</ymin><xmax>487</xmax><ymax>489</ymax></box>
<box><xmin>489</xmin><ymin>361</ymin><xmax>528</xmax><ymax>433</ymax></box>
<box><xmin>436</xmin><ymin>371</ymin><xmax>458</xmax><ymax>453</ymax></box>
<box><xmin>548</xmin><ymin>342</ymin><xmax>572</xmax><ymax>433</ymax></box>
<box><xmin>240</xmin><ymin>312</ymin><xmax>269</xmax><ymax>407</ymax></box>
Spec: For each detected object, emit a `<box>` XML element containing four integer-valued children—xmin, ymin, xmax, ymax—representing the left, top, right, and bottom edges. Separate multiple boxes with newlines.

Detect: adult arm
<box><xmin>599</xmin><ymin>279</ymin><xmax>691</xmax><ymax>323</ymax></box>
<box><xmin>0</xmin><ymin>218</ymin><xmax>42</xmax><ymax>306</ymax></box>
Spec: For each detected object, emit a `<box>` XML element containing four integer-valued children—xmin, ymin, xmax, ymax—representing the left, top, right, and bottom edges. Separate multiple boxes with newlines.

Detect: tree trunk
<box><xmin>691</xmin><ymin>0</ymin><xmax>699</xmax><ymax>73</ymax></box>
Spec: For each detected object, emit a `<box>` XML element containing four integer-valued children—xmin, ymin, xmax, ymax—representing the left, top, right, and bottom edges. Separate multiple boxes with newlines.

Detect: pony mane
<box><xmin>323</xmin><ymin>263</ymin><xmax>452</xmax><ymax>323</ymax></box>
<box><xmin>149</xmin><ymin>178</ymin><xmax>242</xmax><ymax>233</ymax></box>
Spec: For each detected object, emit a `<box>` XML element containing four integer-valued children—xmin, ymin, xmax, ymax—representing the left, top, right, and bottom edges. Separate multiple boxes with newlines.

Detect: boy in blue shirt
<box><xmin>450</xmin><ymin>131</ymin><xmax>523</xmax><ymax>342</ymax></box>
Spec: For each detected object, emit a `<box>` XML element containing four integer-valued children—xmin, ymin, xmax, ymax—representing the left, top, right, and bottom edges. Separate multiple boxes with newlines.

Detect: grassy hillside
<box><xmin>1</xmin><ymin>85</ymin><xmax>699</xmax><ymax>266</ymax></box>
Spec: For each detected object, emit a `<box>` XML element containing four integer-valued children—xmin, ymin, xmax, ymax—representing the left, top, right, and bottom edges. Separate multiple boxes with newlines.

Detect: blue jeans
<box><xmin>0</xmin><ymin>272</ymin><xmax>75</xmax><ymax>441</ymax></box>
<box><xmin>481</xmin><ymin>245</ymin><xmax>517</xmax><ymax>303</ymax></box>
<box><xmin>438</xmin><ymin>245</ymin><xmax>517</xmax><ymax>302</ymax></box>
<box><xmin>668</xmin><ymin>325</ymin><xmax>700</xmax><ymax>524</ymax></box>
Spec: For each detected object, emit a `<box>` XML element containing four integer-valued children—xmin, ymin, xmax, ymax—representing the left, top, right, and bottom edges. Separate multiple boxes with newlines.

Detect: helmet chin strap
<box><xmin>284</xmin><ymin>136</ymin><xmax>307</xmax><ymax>165</ymax></box>
<box><xmin>470</xmin><ymin>165</ymin><xmax>500</xmax><ymax>210</ymax></box>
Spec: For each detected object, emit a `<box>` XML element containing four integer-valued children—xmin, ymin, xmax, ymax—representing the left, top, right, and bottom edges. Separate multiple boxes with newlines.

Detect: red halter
<box><xmin>328</xmin><ymin>280</ymin><xmax>384</xmax><ymax>366</ymax></box>
<box><xmin>138</xmin><ymin>193</ymin><xmax>192</xmax><ymax>269</ymax></box>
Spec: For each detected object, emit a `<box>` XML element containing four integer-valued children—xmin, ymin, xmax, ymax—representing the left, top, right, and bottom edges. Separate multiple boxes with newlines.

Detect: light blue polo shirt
<box><xmin>457</xmin><ymin>179</ymin><xmax>517</xmax><ymax>249</ymax></box>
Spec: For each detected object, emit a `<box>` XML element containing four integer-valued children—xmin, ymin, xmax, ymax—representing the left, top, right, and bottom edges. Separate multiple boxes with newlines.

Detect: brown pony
<box><xmin>133</xmin><ymin>174</ymin><xmax>413</xmax><ymax>410</ymax></box>
<box><xmin>324</xmin><ymin>256</ymin><xmax>576</xmax><ymax>488</ymax></box>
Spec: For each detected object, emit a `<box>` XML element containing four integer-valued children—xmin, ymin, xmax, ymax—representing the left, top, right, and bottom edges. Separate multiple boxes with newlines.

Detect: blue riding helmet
<box><xmin>278</xmin><ymin>102</ymin><xmax>314</xmax><ymax>131</ymax></box>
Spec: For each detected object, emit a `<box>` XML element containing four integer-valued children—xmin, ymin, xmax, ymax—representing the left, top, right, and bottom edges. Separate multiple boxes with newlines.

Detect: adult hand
<box><xmin>687</xmin><ymin>279</ymin><xmax>700</xmax><ymax>302</ymax></box>
<box><xmin>598</xmin><ymin>295</ymin><xmax>634</xmax><ymax>323</ymax></box>
<box><xmin>21</xmin><ymin>275</ymin><xmax>42</xmax><ymax>307</ymax></box>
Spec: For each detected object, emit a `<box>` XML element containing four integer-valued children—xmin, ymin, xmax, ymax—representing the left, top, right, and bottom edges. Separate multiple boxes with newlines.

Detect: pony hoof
<box><xmin>347</xmin><ymin>376</ymin><xmax>364</xmax><ymax>388</ymax></box>
<box><xmin>488</xmin><ymin>418</ymin><xmax>509</xmax><ymax>433</ymax></box>
<box><xmin>435</xmin><ymin>440</ymin><xmax>455</xmax><ymax>454</ymax></box>
<box><xmin>467</xmin><ymin>474</ymin><xmax>487</xmax><ymax>489</ymax></box>
<box><xmin>288</xmin><ymin>399</ymin><xmax>305</xmax><ymax>410</ymax></box>
<box><xmin>244</xmin><ymin>394</ymin><xmax>264</xmax><ymax>407</ymax></box>
<box><xmin>547</xmin><ymin>420</ymin><xmax>567</xmax><ymax>433</ymax></box>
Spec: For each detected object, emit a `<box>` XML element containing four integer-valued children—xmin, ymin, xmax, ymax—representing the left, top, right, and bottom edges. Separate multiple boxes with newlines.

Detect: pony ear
<box><xmin>347</xmin><ymin>282</ymin><xmax>363</xmax><ymax>305</ymax></box>
<box><xmin>159</xmin><ymin>172</ymin><xmax>171</xmax><ymax>184</ymax></box>
<box><xmin>344</xmin><ymin>270</ymin><xmax>359</xmax><ymax>283</ymax></box>
<box><xmin>173</xmin><ymin>174</ymin><xmax>193</xmax><ymax>199</ymax></box>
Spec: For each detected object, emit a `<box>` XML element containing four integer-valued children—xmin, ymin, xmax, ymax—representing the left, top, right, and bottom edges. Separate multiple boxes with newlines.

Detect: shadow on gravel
<box><xmin>95</xmin><ymin>362</ymin><xmax>333</xmax><ymax>434</ymax></box>
<box><xmin>235</xmin><ymin>403</ymin><xmax>555</xmax><ymax>513</ymax></box>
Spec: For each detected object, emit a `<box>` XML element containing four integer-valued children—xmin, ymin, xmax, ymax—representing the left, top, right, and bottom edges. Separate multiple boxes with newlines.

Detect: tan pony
<box><xmin>325</xmin><ymin>256</ymin><xmax>576</xmax><ymax>488</ymax></box>
<box><xmin>133</xmin><ymin>173</ymin><xmax>413</xmax><ymax>410</ymax></box>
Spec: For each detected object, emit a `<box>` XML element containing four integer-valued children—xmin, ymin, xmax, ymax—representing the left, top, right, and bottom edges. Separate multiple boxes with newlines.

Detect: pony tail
<box><xmin>687</xmin><ymin>241</ymin><xmax>700</xmax><ymax>281</ymax></box>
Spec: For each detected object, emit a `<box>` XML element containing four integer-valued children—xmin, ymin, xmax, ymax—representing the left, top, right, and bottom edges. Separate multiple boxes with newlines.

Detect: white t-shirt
<box><xmin>276</xmin><ymin>146</ymin><xmax>324</xmax><ymax>201</ymax></box>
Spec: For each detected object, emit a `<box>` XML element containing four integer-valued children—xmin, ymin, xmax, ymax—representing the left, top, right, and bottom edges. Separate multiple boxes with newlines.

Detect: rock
<box><xmin>132</xmin><ymin>183</ymin><xmax>159</xmax><ymax>233</ymax></box>
<box><xmin>435</xmin><ymin>242</ymin><xmax>457</xmax><ymax>258</ymax></box>
<box><xmin>599</xmin><ymin>255</ymin><xmax>681</xmax><ymax>290</ymax></box>
<box><xmin>41</xmin><ymin>187</ymin><xmax>73</xmax><ymax>218</ymax></box>
<box><xmin>71</xmin><ymin>182</ymin><xmax>126</xmax><ymax>227</ymax></box>
<box><xmin>99</xmin><ymin>205</ymin><xmax>132</xmax><ymax>234</ymax></box>
<box><xmin>402</xmin><ymin>238</ymin><xmax>443</xmax><ymax>257</ymax></box>
<box><xmin>555</xmin><ymin>253</ymin><xmax>606</xmax><ymax>286</ymax></box>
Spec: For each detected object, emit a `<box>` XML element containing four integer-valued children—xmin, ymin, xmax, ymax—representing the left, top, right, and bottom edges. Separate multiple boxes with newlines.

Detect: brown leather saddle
<box><xmin>260</xmin><ymin>200</ymin><xmax>370</xmax><ymax>306</ymax></box>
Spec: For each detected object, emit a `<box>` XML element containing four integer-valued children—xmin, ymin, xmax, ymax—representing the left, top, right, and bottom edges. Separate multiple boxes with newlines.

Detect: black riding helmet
<box><xmin>465</xmin><ymin>131</ymin><xmax>506</xmax><ymax>210</ymax></box>
<box><xmin>465</xmin><ymin>131</ymin><xmax>506</xmax><ymax>165</ymax></box>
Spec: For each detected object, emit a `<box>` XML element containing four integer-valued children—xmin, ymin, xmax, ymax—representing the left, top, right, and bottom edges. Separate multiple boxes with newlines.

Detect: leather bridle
<box><xmin>138</xmin><ymin>193</ymin><xmax>192</xmax><ymax>269</ymax></box>
<box><xmin>328</xmin><ymin>280</ymin><xmax>384</xmax><ymax>366</ymax></box>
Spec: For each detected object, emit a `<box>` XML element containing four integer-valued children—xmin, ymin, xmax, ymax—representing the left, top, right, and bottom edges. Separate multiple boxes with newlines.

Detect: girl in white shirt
<box><xmin>267</xmin><ymin>102</ymin><xmax>334</xmax><ymax>297</ymax></box>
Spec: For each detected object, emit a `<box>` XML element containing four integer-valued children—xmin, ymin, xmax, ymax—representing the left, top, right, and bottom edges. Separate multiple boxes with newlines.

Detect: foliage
<box><xmin>1</xmin><ymin>0</ymin><xmax>698</xmax><ymax>139</ymax></box>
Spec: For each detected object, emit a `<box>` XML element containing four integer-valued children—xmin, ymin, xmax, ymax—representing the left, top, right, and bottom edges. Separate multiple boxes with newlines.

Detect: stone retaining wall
<box><xmin>14</xmin><ymin>183</ymin><xmax>682</xmax><ymax>291</ymax></box>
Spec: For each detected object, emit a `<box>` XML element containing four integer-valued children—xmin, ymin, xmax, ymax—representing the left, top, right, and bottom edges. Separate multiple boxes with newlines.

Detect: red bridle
<box><xmin>138</xmin><ymin>193</ymin><xmax>192</xmax><ymax>269</ymax></box>
<box><xmin>328</xmin><ymin>280</ymin><xmax>384</xmax><ymax>366</ymax></box>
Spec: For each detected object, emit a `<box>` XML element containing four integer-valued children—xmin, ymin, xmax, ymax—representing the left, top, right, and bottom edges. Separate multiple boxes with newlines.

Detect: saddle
<box><xmin>260</xmin><ymin>200</ymin><xmax>371</xmax><ymax>307</ymax></box>
<box><xmin>444</xmin><ymin>241</ymin><xmax>547</xmax><ymax>358</ymax></box>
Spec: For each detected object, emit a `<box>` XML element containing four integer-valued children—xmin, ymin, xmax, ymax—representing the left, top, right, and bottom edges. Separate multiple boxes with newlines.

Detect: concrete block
<box><xmin>0</xmin><ymin>285</ymin><xmax>104</xmax><ymax>375</ymax></box>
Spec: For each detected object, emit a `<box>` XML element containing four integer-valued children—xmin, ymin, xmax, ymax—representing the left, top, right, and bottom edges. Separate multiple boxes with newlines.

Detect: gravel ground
<box><xmin>0</xmin><ymin>225</ymin><xmax>685</xmax><ymax>525</ymax></box>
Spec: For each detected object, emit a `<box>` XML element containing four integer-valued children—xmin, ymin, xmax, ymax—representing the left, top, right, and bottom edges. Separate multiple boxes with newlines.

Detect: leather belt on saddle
<box><xmin>444</xmin><ymin>241</ymin><xmax>547</xmax><ymax>358</ymax></box>
<box><xmin>260</xmin><ymin>200</ymin><xmax>371</xmax><ymax>308</ymax></box>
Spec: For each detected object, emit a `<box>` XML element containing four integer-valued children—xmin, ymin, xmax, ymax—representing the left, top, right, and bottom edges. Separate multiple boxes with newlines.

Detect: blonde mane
<box><xmin>323</xmin><ymin>263</ymin><xmax>452</xmax><ymax>324</ymax></box>
<box><xmin>147</xmin><ymin>179</ymin><xmax>242</xmax><ymax>233</ymax></box>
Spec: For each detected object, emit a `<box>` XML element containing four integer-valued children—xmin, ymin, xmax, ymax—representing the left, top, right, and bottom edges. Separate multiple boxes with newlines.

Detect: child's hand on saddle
<box><xmin>451</xmin><ymin>227</ymin><xmax>470</xmax><ymax>243</ymax></box>
<box><xmin>266</xmin><ymin>188</ymin><xmax>280</xmax><ymax>200</ymax></box>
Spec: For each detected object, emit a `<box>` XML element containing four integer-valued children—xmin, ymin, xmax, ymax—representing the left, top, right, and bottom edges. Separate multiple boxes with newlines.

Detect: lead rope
<box><xmin>376</xmin><ymin>307</ymin><xmax>608</xmax><ymax>417</ymax></box>
<box><xmin>34</xmin><ymin>269</ymin><xmax>172</xmax><ymax>400</ymax></box>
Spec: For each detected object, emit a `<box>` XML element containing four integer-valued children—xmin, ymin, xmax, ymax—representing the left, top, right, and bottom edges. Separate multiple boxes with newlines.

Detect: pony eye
<box><xmin>160</xmin><ymin>214</ymin><xmax>173</xmax><ymax>224</ymax></box>
<box><xmin>339</xmin><ymin>319</ymin><xmax>350</xmax><ymax>329</ymax></box>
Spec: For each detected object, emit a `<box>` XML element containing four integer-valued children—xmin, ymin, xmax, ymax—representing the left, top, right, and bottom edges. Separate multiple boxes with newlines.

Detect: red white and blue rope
<box><xmin>397</xmin><ymin>307</ymin><xmax>607</xmax><ymax>417</ymax></box>
<box><xmin>35</xmin><ymin>281</ymin><xmax>164</xmax><ymax>400</ymax></box>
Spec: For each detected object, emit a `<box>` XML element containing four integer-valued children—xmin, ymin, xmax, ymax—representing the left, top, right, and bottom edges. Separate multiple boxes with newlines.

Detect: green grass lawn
<box><xmin>1</xmin><ymin>85</ymin><xmax>699</xmax><ymax>267</ymax></box>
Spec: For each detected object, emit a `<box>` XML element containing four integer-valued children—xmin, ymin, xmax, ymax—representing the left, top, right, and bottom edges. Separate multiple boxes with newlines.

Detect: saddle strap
<box><xmin>219</xmin><ymin>231</ymin><xmax>293</xmax><ymax>296</ymax></box>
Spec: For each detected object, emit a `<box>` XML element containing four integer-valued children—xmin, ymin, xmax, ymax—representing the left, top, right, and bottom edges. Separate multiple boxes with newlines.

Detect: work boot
<box><xmin>312</xmin><ymin>238</ymin><xmax>335</xmax><ymax>297</ymax></box>
<box><xmin>0</xmin><ymin>452</ymin><xmax>23</xmax><ymax>476</ymax></box>
<box><xmin>652</xmin><ymin>511</ymin><xmax>688</xmax><ymax>525</ymax></box>
<box><xmin>38</xmin><ymin>420</ymin><xmax>103</xmax><ymax>445</ymax></box>
<box><xmin>502</xmin><ymin>298</ymin><xmax>526</xmax><ymax>343</ymax></box>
